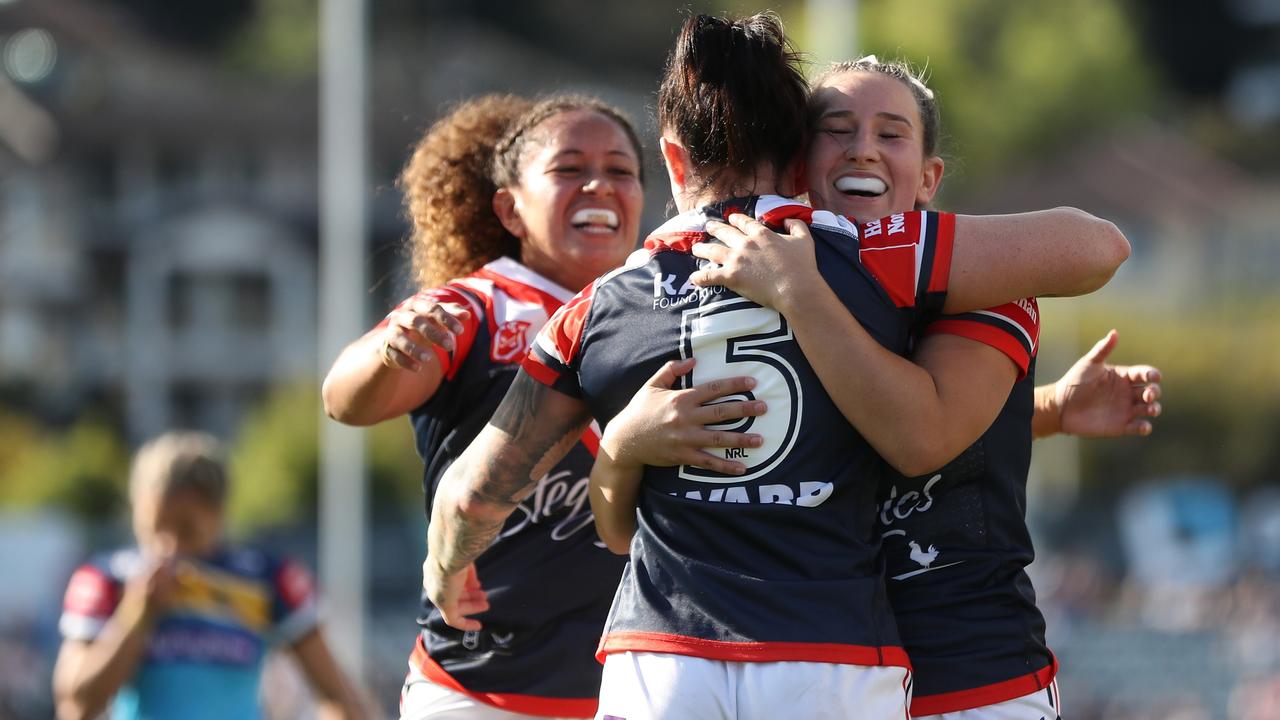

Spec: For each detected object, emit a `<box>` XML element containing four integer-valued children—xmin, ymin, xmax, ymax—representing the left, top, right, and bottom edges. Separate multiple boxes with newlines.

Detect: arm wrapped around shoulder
<box><xmin>1045</xmin><ymin>206</ymin><xmax>1131</xmax><ymax>296</ymax></box>
<box><xmin>943</xmin><ymin>207</ymin><xmax>1131</xmax><ymax>314</ymax></box>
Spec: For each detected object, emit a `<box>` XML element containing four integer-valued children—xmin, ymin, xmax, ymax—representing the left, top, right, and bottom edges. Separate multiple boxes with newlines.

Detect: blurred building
<box><xmin>0</xmin><ymin>0</ymin><xmax>665</xmax><ymax>443</ymax></box>
<box><xmin>958</xmin><ymin>122</ymin><xmax>1280</xmax><ymax>310</ymax></box>
<box><xmin>0</xmin><ymin>1</ymin><xmax>318</xmax><ymax>442</ymax></box>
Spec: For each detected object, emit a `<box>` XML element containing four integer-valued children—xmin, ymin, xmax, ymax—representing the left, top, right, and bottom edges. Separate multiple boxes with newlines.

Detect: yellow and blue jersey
<box><xmin>59</xmin><ymin>546</ymin><xmax>318</xmax><ymax>720</ymax></box>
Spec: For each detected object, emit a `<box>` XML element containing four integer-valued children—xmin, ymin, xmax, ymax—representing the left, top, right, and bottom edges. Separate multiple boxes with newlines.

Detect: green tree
<box><xmin>222</xmin><ymin>0</ymin><xmax>318</xmax><ymax>79</ymax></box>
<box><xmin>0</xmin><ymin>411</ymin><xmax>130</xmax><ymax>520</ymax></box>
<box><xmin>227</xmin><ymin>382</ymin><xmax>424</xmax><ymax>534</ymax></box>
<box><xmin>846</xmin><ymin>0</ymin><xmax>1159</xmax><ymax>187</ymax></box>
<box><xmin>1061</xmin><ymin>301</ymin><xmax>1280</xmax><ymax>494</ymax></box>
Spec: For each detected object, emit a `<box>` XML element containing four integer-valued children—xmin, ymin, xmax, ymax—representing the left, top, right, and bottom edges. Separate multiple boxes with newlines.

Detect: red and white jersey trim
<box><xmin>923</xmin><ymin>297</ymin><xmax>1040</xmax><ymax>378</ymax></box>
<box><xmin>857</xmin><ymin>212</ymin><xmax>954</xmax><ymax>308</ymax></box>
<box><xmin>970</xmin><ymin>308</ymin><xmax>1037</xmax><ymax>353</ymax></box>
<box><xmin>387</xmin><ymin>258</ymin><xmax>574</xmax><ymax>377</ymax></box>
<box><xmin>909</xmin><ymin>654</ymin><xmax>1058</xmax><ymax>716</ymax></box>
<box><xmin>597</xmin><ymin>631</ymin><xmax>912</xmax><ymax>669</ymax></box>
<box><xmin>479</xmin><ymin>257</ymin><xmax>576</xmax><ymax>304</ymax></box>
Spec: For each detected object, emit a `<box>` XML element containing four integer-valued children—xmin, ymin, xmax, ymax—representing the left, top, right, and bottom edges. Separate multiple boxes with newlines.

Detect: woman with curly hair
<box><xmin>322</xmin><ymin>93</ymin><xmax>649</xmax><ymax>719</ymax></box>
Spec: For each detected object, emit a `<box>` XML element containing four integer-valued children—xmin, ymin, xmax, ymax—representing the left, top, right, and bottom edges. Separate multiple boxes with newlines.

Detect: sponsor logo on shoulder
<box><xmin>861</xmin><ymin>213</ymin><xmax>907</xmax><ymax>239</ymax></box>
<box><xmin>1015</xmin><ymin>297</ymin><xmax>1038</xmax><ymax>323</ymax></box>
<box><xmin>652</xmin><ymin>267</ymin><xmax>724</xmax><ymax>309</ymax></box>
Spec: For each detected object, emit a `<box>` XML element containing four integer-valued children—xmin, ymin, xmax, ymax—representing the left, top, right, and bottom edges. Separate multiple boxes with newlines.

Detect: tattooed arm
<box><xmin>424</xmin><ymin>370</ymin><xmax>591</xmax><ymax>630</ymax></box>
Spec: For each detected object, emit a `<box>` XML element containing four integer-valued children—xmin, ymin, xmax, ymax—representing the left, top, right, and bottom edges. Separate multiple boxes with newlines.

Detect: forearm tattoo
<box><xmin>433</xmin><ymin>372</ymin><xmax>589</xmax><ymax>576</ymax></box>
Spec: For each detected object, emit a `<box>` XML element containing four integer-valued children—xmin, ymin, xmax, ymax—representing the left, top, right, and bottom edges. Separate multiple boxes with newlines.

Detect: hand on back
<box><xmin>694</xmin><ymin>215</ymin><xmax>823</xmax><ymax>314</ymax></box>
<box><xmin>601</xmin><ymin>358</ymin><xmax>766</xmax><ymax>476</ymax></box>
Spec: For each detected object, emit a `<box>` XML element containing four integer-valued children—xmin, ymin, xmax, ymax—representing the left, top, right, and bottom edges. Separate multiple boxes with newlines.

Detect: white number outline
<box><xmin>677</xmin><ymin>297</ymin><xmax>803</xmax><ymax>484</ymax></box>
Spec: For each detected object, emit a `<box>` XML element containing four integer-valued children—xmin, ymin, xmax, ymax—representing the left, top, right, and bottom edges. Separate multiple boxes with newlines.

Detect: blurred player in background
<box><xmin>52</xmin><ymin>431</ymin><xmax>370</xmax><ymax>720</ymax></box>
<box><xmin>322</xmin><ymin>94</ymin><xmax>649</xmax><ymax>719</ymax></box>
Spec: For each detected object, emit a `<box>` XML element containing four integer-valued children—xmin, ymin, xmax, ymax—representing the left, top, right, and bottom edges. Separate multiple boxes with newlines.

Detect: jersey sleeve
<box><xmin>270</xmin><ymin>557</ymin><xmax>320</xmax><ymax>646</ymax></box>
<box><xmin>521</xmin><ymin>282</ymin><xmax>596</xmax><ymax>398</ymax></box>
<box><xmin>857</xmin><ymin>211</ymin><xmax>955</xmax><ymax>313</ymax></box>
<box><xmin>922</xmin><ymin>298</ymin><xmax>1040</xmax><ymax>379</ymax></box>
<box><xmin>378</xmin><ymin>286</ymin><xmax>484</xmax><ymax>381</ymax></box>
<box><xmin>59</xmin><ymin>564</ymin><xmax>121</xmax><ymax>641</ymax></box>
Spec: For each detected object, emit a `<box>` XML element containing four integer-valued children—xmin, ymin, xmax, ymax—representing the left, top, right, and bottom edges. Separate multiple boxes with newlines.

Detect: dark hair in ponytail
<box><xmin>657</xmin><ymin>12</ymin><xmax>808</xmax><ymax>196</ymax></box>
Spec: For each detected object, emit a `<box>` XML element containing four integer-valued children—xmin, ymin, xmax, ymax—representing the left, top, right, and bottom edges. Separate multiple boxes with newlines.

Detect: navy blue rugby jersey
<box><xmin>878</xmin><ymin>303</ymin><xmax>1055</xmax><ymax>716</ymax></box>
<box><xmin>60</xmin><ymin>546</ymin><xmax>316</xmax><ymax>720</ymax></box>
<box><xmin>523</xmin><ymin>196</ymin><xmax>958</xmax><ymax>668</ymax></box>
<box><xmin>400</xmin><ymin>257</ymin><xmax>625</xmax><ymax>717</ymax></box>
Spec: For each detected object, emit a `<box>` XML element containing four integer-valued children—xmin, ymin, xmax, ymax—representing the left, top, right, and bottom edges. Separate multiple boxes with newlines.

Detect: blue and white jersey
<box><xmin>525</xmin><ymin>196</ymin><xmax>958</xmax><ymax>669</ymax></box>
<box><xmin>59</xmin><ymin>546</ymin><xmax>317</xmax><ymax>720</ymax></box>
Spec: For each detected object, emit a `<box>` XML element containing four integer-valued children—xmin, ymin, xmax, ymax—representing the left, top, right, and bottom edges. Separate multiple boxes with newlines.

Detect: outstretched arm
<box><xmin>425</xmin><ymin>371</ymin><xmax>591</xmax><ymax>630</ymax></box>
<box><xmin>590</xmin><ymin>359</ymin><xmax>764</xmax><ymax>554</ymax></box>
<box><xmin>943</xmin><ymin>207</ymin><xmax>1130</xmax><ymax>313</ymax></box>
<box><xmin>1033</xmin><ymin>330</ymin><xmax>1162</xmax><ymax>439</ymax></box>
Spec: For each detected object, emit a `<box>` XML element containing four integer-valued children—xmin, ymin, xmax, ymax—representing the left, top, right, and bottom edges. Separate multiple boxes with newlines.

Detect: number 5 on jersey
<box><xmin>679</xmin><ymin>298</ymin><xmax>803</xmax><ymax>484</ymax></box>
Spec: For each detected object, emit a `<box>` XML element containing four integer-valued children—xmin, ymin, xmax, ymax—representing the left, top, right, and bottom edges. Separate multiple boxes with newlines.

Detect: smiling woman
<box><xmin>806</xmin><ymin>56</ymin><xmax>944</xmax><ymax>220</ymax></box>
<box><xmin>490</xmin><ymin>104</ymin><xmax>645</xmax><ymax>294</ymax></box>
<box><xmin>321</xmin><ymin>93</ymin><xmax>646</xmax><ymax>720</ymax></box>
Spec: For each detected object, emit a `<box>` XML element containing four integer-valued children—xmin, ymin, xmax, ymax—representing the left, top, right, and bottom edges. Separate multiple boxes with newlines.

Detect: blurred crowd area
<box><xmin>1033</xmin><ymin>483</ymin><xmax>1280</xmax><ymax>720</ymax></box>
<box><xmin>3</xmin><ymin>478</ymin><xmax>1279</xmax><ymax>719</ymax></box>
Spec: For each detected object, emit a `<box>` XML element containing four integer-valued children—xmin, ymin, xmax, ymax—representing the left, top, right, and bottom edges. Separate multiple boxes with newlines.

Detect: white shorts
<box><xmin>400</xmin><ymin>666</ymin><xmax>584</xmax><ymax>720</ymax></box>
<box><xmin>912</xmin><ymin>679</ymin><xmax>1061</xmax><ymax>720</ymax></box>
<box><xmin>595</xmin><ymin>651</ymin><xmax>912</xmax><ymax>720</ymax></box>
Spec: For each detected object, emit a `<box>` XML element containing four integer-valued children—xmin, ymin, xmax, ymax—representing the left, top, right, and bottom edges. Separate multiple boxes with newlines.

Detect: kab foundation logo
<box><xmin>651</xmin><ymin>268</ymin><xmax>724</xmax><ymax>309</ymax></box>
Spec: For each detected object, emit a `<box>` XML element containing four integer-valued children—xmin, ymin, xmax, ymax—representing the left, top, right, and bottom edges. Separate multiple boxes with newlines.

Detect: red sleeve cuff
<box><xmin>924</xmin><ymin>319</ymin><xmax>1032</xmax><ymax>379</ymax></box>
<box><xmin>521</xmin><ymin>354</ymin><xmax>561</xmax><ymax>387</ymax></box>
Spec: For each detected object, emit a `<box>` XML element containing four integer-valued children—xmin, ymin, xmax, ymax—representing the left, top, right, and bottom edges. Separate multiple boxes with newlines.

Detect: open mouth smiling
<box><xmin>835</xmin><ymin>176</ymin><xmax>887</xmax><ymax>198</ymax></box>
<box><xmin>570</xmin><ymin>208</ymin><xmax>620</xmax><ymax>234</ymax></box>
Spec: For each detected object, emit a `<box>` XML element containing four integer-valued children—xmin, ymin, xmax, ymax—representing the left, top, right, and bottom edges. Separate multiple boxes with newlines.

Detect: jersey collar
<box><xmin>476</xmin><ymin>257</ymin><xmax>576</xmax><ymax>304</ymax></box>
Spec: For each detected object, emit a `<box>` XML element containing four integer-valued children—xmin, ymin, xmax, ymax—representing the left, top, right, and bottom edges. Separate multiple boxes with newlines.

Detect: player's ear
<box><xmin>493</xmin><ymin>188</ymin><xmax>526</xmax><ymax>239</ymax></box>
<box><xmin>916</xmin><ymin>155</ymin><xmax>944</xmax><ymax>207</ymax></box>
<box><xmin>659</xmin><ymin>136</ymin><xmax>689</xmax><ymax>191</ymax></box>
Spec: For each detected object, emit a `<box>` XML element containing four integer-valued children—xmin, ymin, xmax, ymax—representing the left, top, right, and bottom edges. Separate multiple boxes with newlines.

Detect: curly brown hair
<box><xmin>399</xmin><ymin>94</ymin><xmax>534</xmax><ymax>290</ymax></box>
